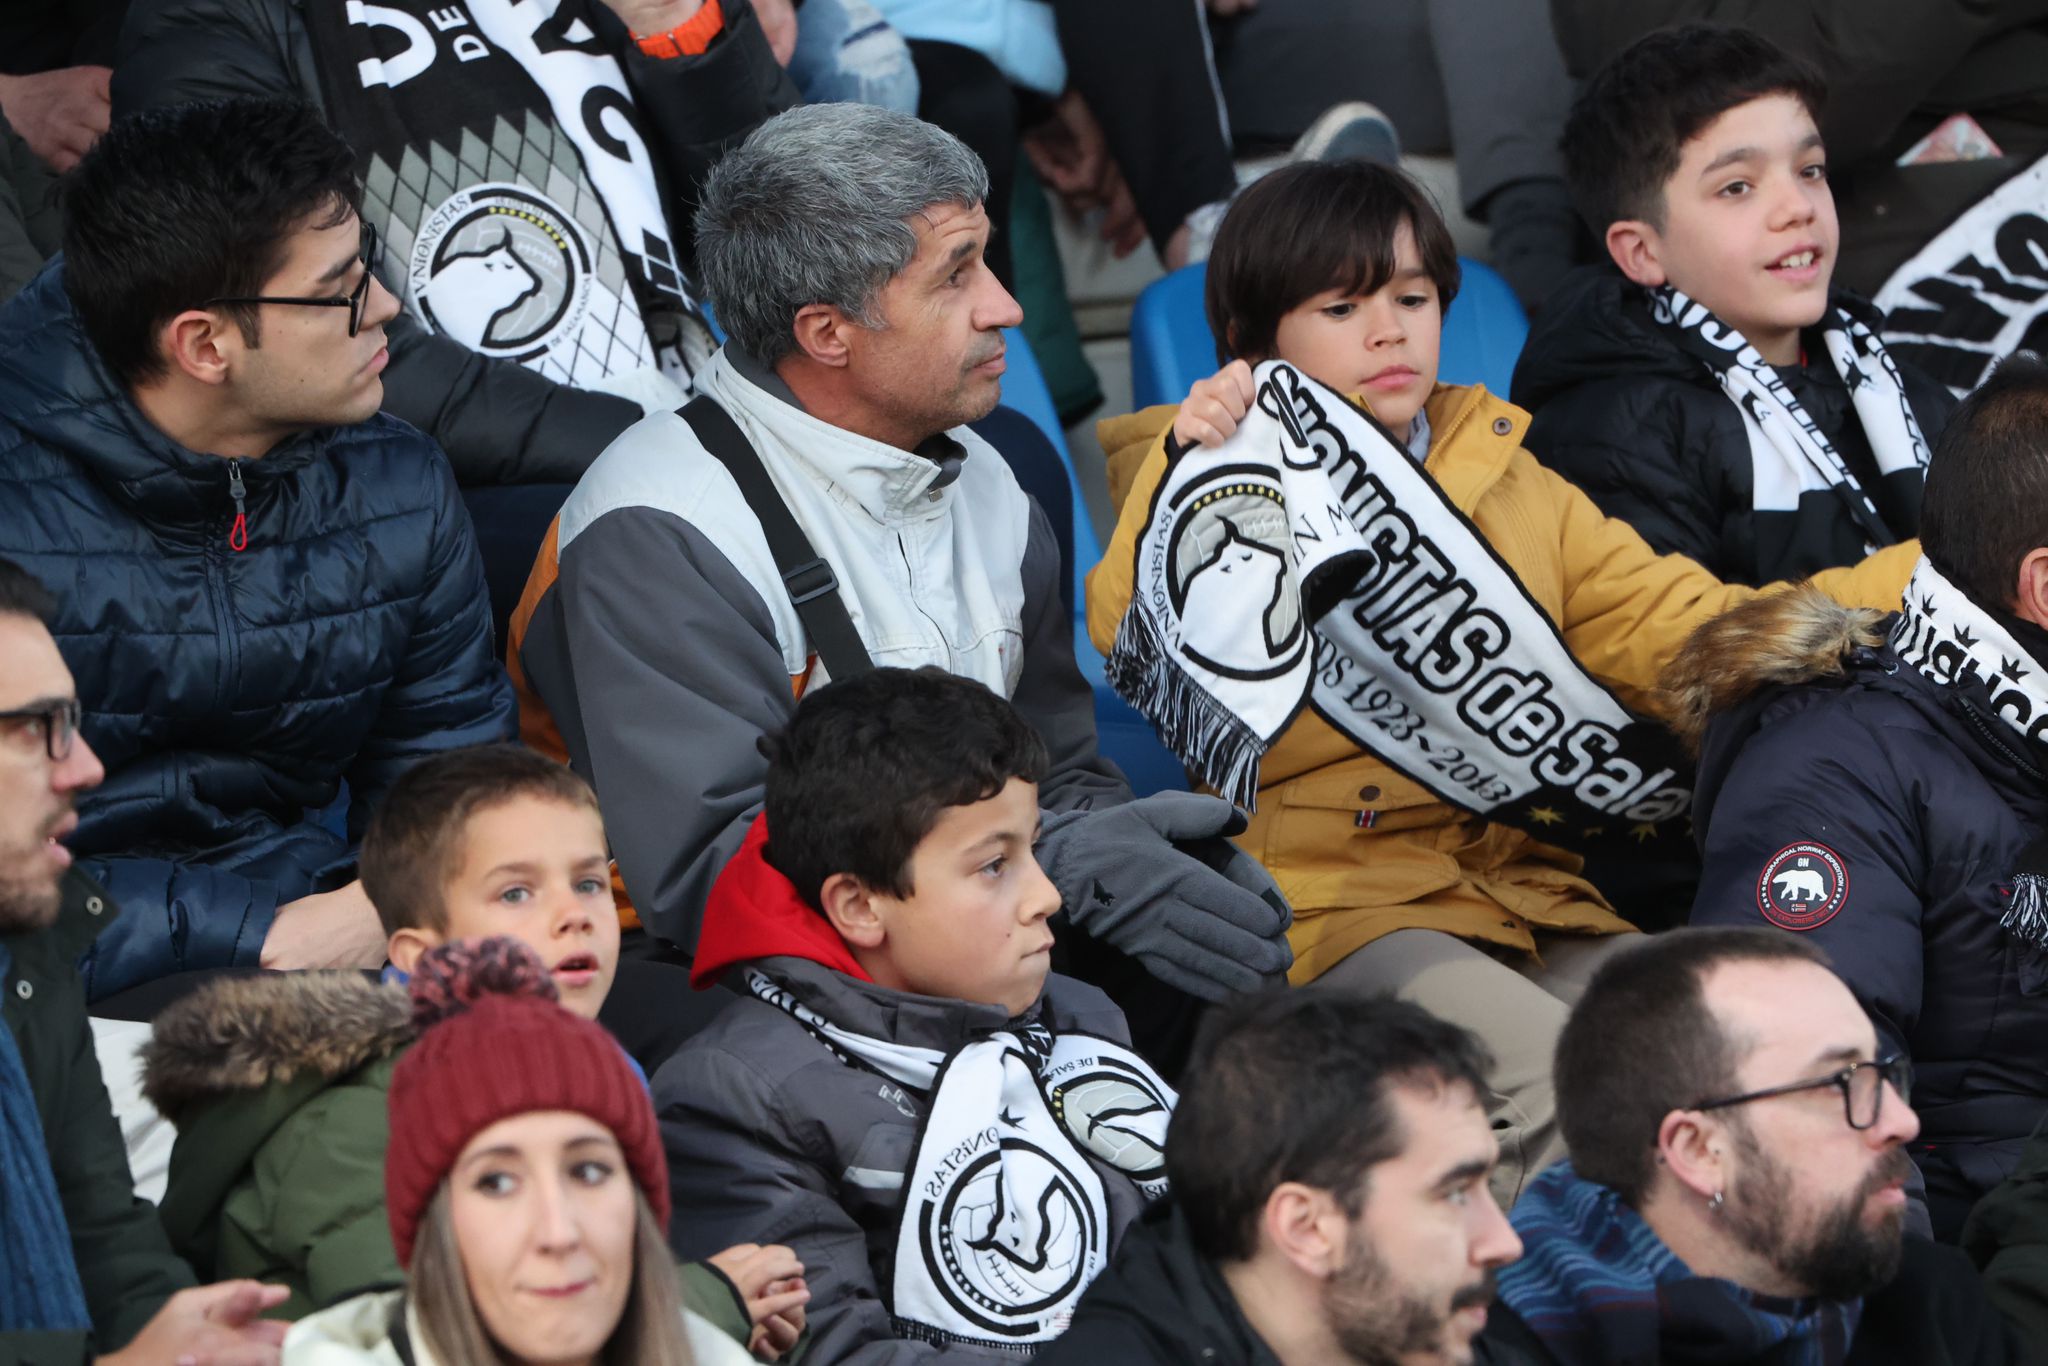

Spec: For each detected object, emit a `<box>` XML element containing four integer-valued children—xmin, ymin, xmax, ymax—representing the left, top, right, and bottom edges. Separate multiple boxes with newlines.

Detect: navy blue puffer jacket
<box><xmin>1677</xmin><ymin>587</ymin><xmax>2048</xmax><ymax>1241</ymax></box>
<box><xmin>0</xmin><ymin>261</ymin><xmax>516</xmax><ymax>999</ymax></box>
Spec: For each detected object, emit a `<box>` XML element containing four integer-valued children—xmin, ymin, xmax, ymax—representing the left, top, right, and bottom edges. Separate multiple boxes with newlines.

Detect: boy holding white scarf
<box><xmin>1089</xmin><ymin>158</ymin><xmax>1917</xmax><ymax>1209</ymax></box>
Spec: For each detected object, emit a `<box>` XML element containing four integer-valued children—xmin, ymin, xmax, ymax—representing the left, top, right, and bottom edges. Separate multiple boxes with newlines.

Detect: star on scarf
<box><xmin>1000</xmin><ymin>1107</ymin><xmax>1025</xmax><ymax>1128</ymax></box>
<box><xmin>1955</xmin><ymin>625</ymin><xmax>1980</xmax><ymax>648</ymax></box>
<box><xmin>1526</xmin><ymin>805</ymin><xmax>1564</xmax><ymax>826</ymax></box>
<box><xmin>2003</xmin><ymin>656</ymin><xmax>2032</xmax><ymax>683</ymax></box>
<box><xmin>1630</xmin><ymin>823</ymin><xmax>1660</xmax><ymax>844</ymax></box>
<box><xmin>1921</xmin><ymin>596</ymin><xmax>1939</xmax><ymax>618</ymax></box>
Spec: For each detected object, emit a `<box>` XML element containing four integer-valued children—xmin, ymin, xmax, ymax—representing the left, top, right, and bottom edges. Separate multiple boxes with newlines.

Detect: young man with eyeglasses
<box><xmin>0</xmin><ymin>96</ymin><xmax>516</xmax><ymax>1001</ymax></box>
<box><xmin>1668</xmin><ymin>354</ymin><xmax>2048</xmax><ymax>1244</ymax></box>
<box><xmin>1473</xmin><ymin>927</ymin><xmax>2022</xmax><ymax>1366</ymax></box>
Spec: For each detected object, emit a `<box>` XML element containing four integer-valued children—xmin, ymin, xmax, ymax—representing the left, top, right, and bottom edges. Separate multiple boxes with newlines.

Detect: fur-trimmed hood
<box><xmin>142</xmin><ymin>970</ymin><xmax>413</xmax><ymax>1127</ymax></box>
<box><xmin>1662</xmin><ymin>585</ymin><xmax>1890</xmax><ymax>752</ymax></box>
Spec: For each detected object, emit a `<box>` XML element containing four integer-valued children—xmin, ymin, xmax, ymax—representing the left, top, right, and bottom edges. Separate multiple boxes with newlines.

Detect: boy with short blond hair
<box><xmin>1513</xmin><ymin>23</ymin><xmax>1954</xmax><ymax>586</ymax></box>
<box><xmin>657</xmin><ymin>667</ymin><xmax>1175</xmax><ymax>1364</ymax></box>
<box><xmin>359</xmin><ymin>743</ymin><xmax>618</xmax><ymax>1018</ymax></box>
<box><xmin>142</xmin><ymin>746</ymin><xmax>807</xmax><ymax>1358</ymax></box>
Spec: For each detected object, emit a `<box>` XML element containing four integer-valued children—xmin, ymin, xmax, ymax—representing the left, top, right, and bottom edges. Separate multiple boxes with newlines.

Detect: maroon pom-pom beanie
<box><xmin>383</xmin><ymin>937</ymin><xmax>668</xmax><ymax>1267</ymax></box>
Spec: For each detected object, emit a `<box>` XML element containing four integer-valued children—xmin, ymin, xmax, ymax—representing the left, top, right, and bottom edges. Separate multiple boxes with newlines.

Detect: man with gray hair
<box><xmin>510</xmin><ymin>103</ymin><xmax>1292</xmax><ymax>1036</ymax></box>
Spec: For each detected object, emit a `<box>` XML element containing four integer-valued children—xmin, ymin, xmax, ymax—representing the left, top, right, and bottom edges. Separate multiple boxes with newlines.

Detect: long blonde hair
<box><xmin>408</xmin><ymin>1182</ymin><xmax>695</xmax><ymax>1365</ymax></box>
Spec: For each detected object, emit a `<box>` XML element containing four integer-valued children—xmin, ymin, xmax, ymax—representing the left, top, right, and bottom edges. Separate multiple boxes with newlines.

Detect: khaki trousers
<box><xmin>1313</xmin><ymin>927</ymin><xmax>1641</xmax><ymax>1209</ymax></box>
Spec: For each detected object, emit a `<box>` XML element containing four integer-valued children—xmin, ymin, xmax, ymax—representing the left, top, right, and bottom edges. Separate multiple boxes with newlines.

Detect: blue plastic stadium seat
<box><xmin>1129</xmin><ymin>257</ymin><xmax>1529</xmax><ymax>411</ymax></box>
<box><xmin>999</xmin><ymin>329</ymin><xmax>1191</xmax><ymax>796</ymax></box>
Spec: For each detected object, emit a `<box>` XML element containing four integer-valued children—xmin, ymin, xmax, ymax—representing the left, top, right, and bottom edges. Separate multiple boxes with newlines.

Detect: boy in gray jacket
<box><xmin>656</xmin><ymin>667</ymin><xmax>1173</xmax><ymax>1363</ymax></box>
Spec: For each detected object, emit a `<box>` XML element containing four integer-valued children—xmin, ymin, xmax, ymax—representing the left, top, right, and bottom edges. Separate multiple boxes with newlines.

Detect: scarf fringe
<box><xmin>2004</xmin><ymin>874</ymin><xmax>2048</xmax><ymax>953</ymax></box>
<box><xmin>1105</xmin><ymin>607</ymin><xmax>1268</xmax><ymax>809</ymax></box>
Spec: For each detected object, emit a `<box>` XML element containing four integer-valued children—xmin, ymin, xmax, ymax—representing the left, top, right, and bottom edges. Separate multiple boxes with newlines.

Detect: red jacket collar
<box><xmin>691</xmin><ymin>814</ymin><xmax>873</xmax><ymax>989</ymax></box>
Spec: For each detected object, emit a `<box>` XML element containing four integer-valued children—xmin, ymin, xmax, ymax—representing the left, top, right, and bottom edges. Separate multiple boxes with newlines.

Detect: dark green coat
<box><xmin>0</xmin><ymin>869</ymin><xmax>193</xmax><ymax>1366</ymax></box>
<box><xmin>142</xmin><ymin>970</ymin><xmax>762</xmax><ymax>1348</ymax></box>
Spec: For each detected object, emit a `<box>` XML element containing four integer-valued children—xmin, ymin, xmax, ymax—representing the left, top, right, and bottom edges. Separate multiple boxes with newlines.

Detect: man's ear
<box><xmin>156</xmin><ymin>309</ymin><xmax>240</xmax><ymax>387</ymax></box>
<box><xmin>387</xmin><ymin>926</ymin><xmax>442</xmax><ymax>975</ymax></box>
<box><xmin>1605</xmin><ymin>220</ymin><xmax>1670</xmax><ymax>288</ymax></box>
<box><xmin>789</xmin><ymin>302</ymin><xmax>856</xmax><ymax>369</ymax></box>
<box><xmin>819</xmin><ymin>872</ymin><xmax>887</xmax><ymax>949</ymax></box>
<box><xmin>1655</xmin><ymin>1107</ymin><xmax>1727</xmax><ymax>1203</ymax></box>
<box><xmin>2015</xmin><ymin>546</ymin><xmax>2048</xmax><ymax>629</ymax></box>
<box><xmin>1260</xmin><ymin>1182</ymin><xmax>1350</xmax><ymax>1281</ymax></box>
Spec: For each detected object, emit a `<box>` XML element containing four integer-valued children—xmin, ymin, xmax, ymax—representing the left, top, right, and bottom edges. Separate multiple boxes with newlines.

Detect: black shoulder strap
<box><xmin>679</xmin><ymin>395</ymin><xmax>873</xmax><ymax>681</ymax></box>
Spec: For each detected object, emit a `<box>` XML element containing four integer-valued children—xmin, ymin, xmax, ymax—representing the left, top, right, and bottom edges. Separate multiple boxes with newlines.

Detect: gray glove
<box><xmin>1036</xmin><ymin>792</ymin><xmax>1294</xmax><ymax>1002</ymax></box>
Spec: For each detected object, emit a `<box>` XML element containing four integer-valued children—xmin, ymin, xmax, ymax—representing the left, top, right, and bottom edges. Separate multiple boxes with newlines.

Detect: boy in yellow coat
<box><xmin>1088</xmin><ymin>160</ymin><xmax>1916</xmax><ymax>1203</ymax></box>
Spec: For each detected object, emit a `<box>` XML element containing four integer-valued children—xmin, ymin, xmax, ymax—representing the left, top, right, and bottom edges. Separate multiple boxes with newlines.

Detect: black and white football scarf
<box><xmin>306</xmin><ymin>0</ymin><xmax>709</xmax><ymax>405</ymax></box>
<box><xmin>1648</xmin><ymin>284</ymin><xmax>1929</xmax><ymax>550</ymax></box>
<box><xmin>743</xmin><ymin>970</ymin><xmax>1174</xmax><ymax>1351</ymax></box>
<box><xmin>1890</xmin><ymin>557</ymin><xmax>2048</xmax><ymax>972</ymax></box>
<box><xmin>1108</xmin><ymin>361</ymin><xmax>1691</xmax><ymax>844</ymax></box>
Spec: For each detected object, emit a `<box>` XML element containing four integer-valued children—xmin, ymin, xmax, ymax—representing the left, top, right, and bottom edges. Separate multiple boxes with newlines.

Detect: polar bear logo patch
<box><xmin>1757</xmin><ymin>842</ymin><xmax>1849</xmax><ymax>932</ymax></box>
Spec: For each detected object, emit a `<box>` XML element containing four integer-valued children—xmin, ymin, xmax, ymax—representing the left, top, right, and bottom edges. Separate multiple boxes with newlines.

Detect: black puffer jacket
<box><xmin>1027</xmin><ymin>1201</ymin><xmax>1280</xmax><ymax>1366</ymax></box>
<box><xmin>111</xmin><ymin>0</ymin><xmax>796</xmax><ymax>486</ymax></box>
<box><xmin>1671</xmin><ymin>586</ymin><xmax>2048</xmax><ymax>1241</ymax></box>
<box><xmin>1513</xmin><ymin>268</ymin><xmax>1953</xmax><ymax>586</ymax></box>
<box><xmin>0</xmin><ymin>262</ymin><xmax>517</xmax><ymax>1001</ymax></box>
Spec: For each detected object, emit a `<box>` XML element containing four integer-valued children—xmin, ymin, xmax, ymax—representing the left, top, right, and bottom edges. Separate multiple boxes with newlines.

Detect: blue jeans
<box><xmin>786</xmin><ymin>0</ymin><xmax>920</xmax><ymax>111</ymax></box>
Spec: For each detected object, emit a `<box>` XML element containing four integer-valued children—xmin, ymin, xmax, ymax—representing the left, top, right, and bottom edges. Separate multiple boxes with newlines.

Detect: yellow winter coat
<box><xmin>1087</xmin><ymin>383</ymin><xmax>1919</xmax><ymax>983</ymax></box>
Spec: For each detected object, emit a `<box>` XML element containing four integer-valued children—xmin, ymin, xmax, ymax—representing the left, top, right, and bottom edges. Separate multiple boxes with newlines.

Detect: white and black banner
<box><xmin>1108</xmin><ymin>362</ymin><xmax>1691</xmax><ymax>842</ymax></box>
<box><xmin>1889</xmin><ymin>557</ymin><xmax>2048</xmax><ymax>969</ymax></box>
<box><xmin>308</xmin><ymin>0</ymin><xmax>706</xmax><ymax>397</ymax></box>
<box><xmin>742</xmin><ymin>971</ymin><xmax>1174</xmax><ymax>1351</ymax></box>
<box><xmin>1876</xmin><ymin>153</ymin><xmax>2048</xmax><ymax>396</ymax></box>
<box><xmin>1890</xmin><ymin>556</ymin><xmax>2048</xmax><ymax>758</ymax></box>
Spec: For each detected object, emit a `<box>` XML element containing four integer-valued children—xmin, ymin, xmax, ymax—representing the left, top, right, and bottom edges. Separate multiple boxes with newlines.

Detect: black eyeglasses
<box><xmin>1692</xmin><ymin>1053</ymin><xmax>1913</xmax><ymax>1132</ymax></box>
<box><xmin>0</xmin><ymin>698</ymin><xmax>81</xmax><ymax>761</ymax></box>
<box><xmin>204</xmin><ymin>223</ymin><xmax>382</xmax><ymax>337</ymax></box>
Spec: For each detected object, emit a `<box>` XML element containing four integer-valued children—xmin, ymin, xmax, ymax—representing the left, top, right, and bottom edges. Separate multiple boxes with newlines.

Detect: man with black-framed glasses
<box><xmin>1472</xmin><ymin>928</ymin><xmax>2023</xmax><ymax>1366</ymax></box>
<box><xmin>0</xmin><ymin>96</ymin><xmax>515</xmax><ymax>1001</ymax></box>
<box><xmin>0</xmin><ymin>555</ymin><xmax>306</xmax><ymax>1365</ymax></box>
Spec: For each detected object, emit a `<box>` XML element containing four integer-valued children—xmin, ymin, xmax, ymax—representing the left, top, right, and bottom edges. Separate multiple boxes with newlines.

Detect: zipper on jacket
<box><xmin>226</xmin><ymin>459</ymin><xmax>248</xmax><ymax>552</ymax></box>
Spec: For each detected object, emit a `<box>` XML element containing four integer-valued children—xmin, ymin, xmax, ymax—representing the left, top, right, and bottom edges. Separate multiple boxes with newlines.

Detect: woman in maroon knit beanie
<box><xmin>283</xmin><ymin>937</ymin><xmax>748</xmax><ymax>1366</ymax></box>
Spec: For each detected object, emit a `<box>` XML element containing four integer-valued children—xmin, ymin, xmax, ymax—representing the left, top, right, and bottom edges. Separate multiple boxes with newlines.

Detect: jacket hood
<box><xmin>690</xmin><ymin>814</ymin><xmax>872</xmax><ymax>989</ymax></box>
<box><xmin>1511</xmin><ymin>267</ymin><xmax>1892</xmax><ymax>414</ymax></box>
<box><xmin>142</xmin><ymin>970</ymin><xmax>412</xmax><ymax>1126</ymax></box>
<box><xmin>1662</xmin><ymin>585</ymin><xmax>1890</xmax><ymax>752</ymax></box>
<box><xmin>0</xmin><ymin>258</ymin><xmax>329</xmax><ymax>526</ymax></box>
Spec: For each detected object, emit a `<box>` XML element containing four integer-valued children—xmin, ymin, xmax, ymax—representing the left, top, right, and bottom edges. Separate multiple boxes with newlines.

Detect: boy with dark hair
<box><xmin>0</xmin><ymin>96</ymin><xmax>515</xmax><ymax>1000</ymax></box>
<box><xmin>1513</xmin><ymin>23</ymin><xmax>1955</xmax><ymax>586</ymax></box>
<box><xmin>1035</xmin><ymin>992</ymin><xmax>1520</xmax><ymax>1366</ymax></box>
<box><xmin>1089</xmin><ymin>156</ymin><xmax>1919</xmax><ymax>1206</ymax></box>
<box><xmin>1672</xmin><ymin>352</ymin><xmax>2048</xmax><ymax>1240</ymax></box>
<box><xmin>1478</xmin><ymin>928</ymin><xmax>2016</xmax><ymax>1364</ymax></box>
<box><xmin>142</xmin><ymin>745</ymin><xmax>808</xmax><ymax>1357</ymax></box>
<box><xmin>657</xmin><ymin>666</ymin><xmax>1174</xmax><ymax>1363</ymax></box>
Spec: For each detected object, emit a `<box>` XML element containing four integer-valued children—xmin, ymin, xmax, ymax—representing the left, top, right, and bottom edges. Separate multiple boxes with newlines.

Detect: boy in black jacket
<box><xmin>1512</xmin><ymin>24</ymin><xmax>1953</xmax><ymax>587</ymax></box>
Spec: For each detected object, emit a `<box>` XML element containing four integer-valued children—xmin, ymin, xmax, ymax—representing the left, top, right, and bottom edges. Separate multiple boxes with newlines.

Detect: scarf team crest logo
<box><xmin>740</xmin><ymin>970</ymin><xmax>1174</xmax><ymax>1350</ymax></box>
<box><xmin>315</xmin><ymin>0</ymin><xmax>703</xmax><ymax>390</ymax></box>
<box><xmin>1163</xmin><ymin>472</ymin><xmax>1303</xmax><ymax>680</ymax></box>
<box><xmin>411</xmin><ymin>183</ymin><xmax>594</xmax><ymax>359</ymax></box>
<box><xmin>914</xmin><ymin>1120</ymin><xmax>1101</xmax><ymax>1339</ymax></box>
